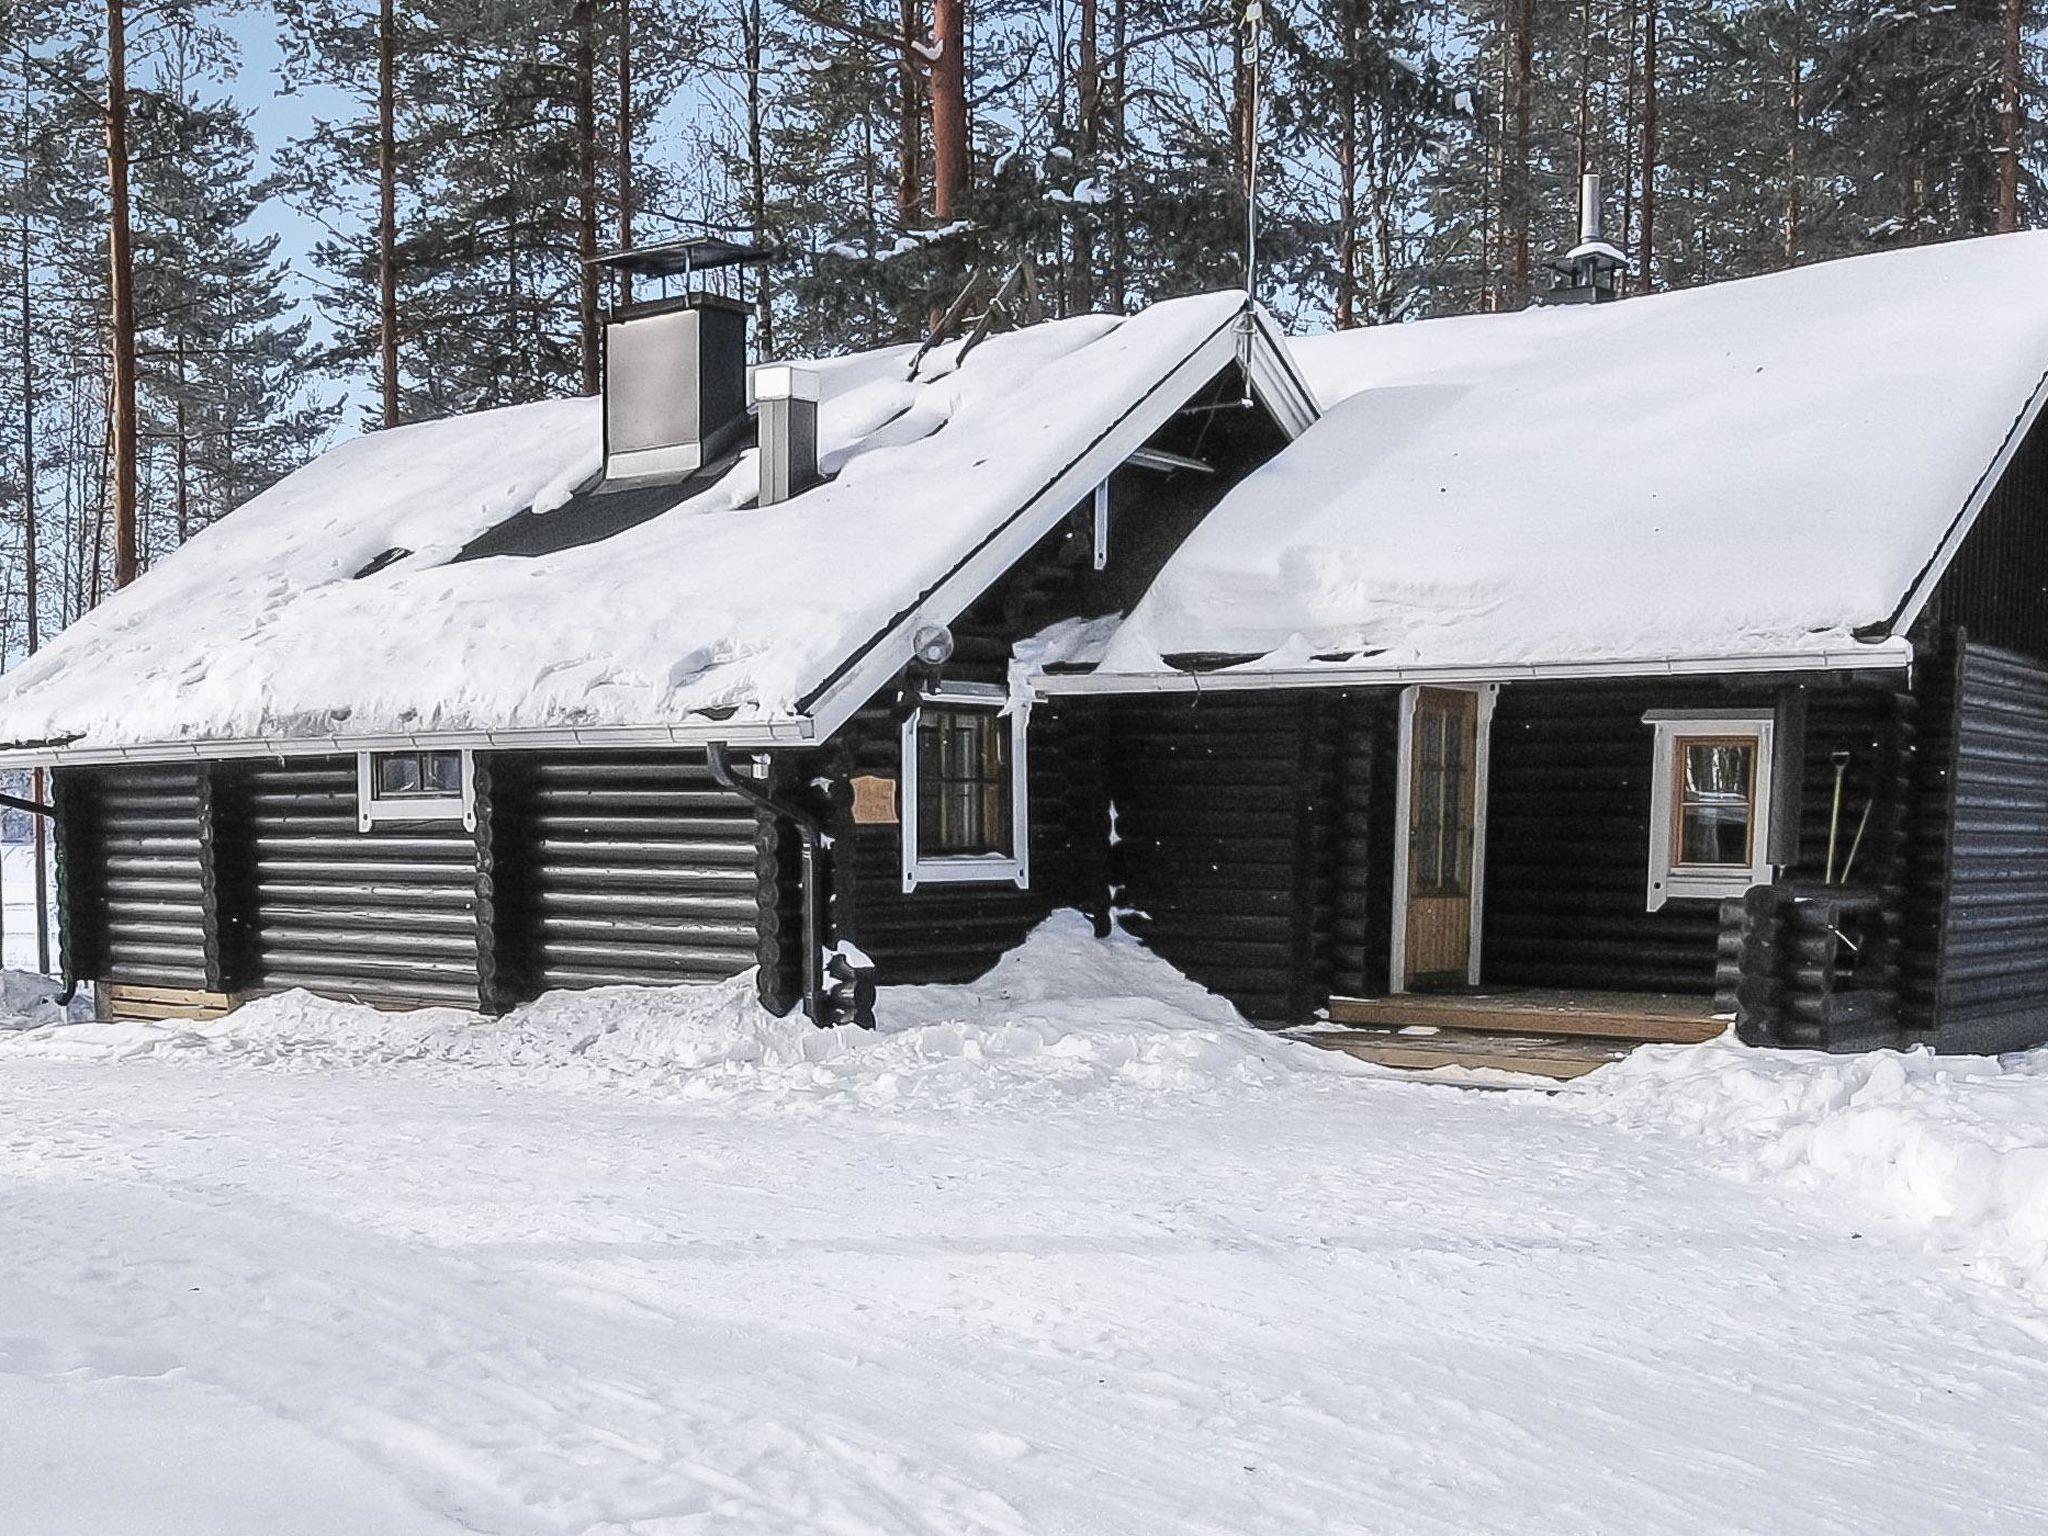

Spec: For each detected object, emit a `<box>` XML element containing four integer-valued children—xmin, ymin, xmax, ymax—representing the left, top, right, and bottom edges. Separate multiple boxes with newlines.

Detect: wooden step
<box><xmin>1293</xmin><ymin>1027</ymin><xmax>1637</xmax><ymax>1082</ymax></box>
<box><xmin>1327</xmin><ymin>991</ymin><xmax>1726</xmax><ymax>1045</ymax></box>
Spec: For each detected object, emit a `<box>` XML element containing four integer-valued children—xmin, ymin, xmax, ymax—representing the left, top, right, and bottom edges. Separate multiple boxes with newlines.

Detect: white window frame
<box><xmin>900</xmin><ymin>684</ymin><xmax>1030</xmax><ymax>893</ymax></box>
<box><xmin>1644</xmin><ymin>710</ymin><xmax>1775</xmax><ymax>911</ymax></box>
<box><xmin>357</xmin><ymin>748</ymin><xmax>476</xmax><ymax>832</ymax></box>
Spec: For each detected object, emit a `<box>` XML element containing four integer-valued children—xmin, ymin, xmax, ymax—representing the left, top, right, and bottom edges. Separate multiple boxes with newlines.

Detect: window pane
<box><xmin>1677</xmin><ymin>741</ymin><xmax>1753</xmax><ymax>866</ymax></box>
<box><xmin>1411</xmin><ymin>704</ymin><xmax>1468</xmax><ymax>896</ymax></box>
<box><xmin>376</xmin><ymin>754</ymin><xmax>422</xmax><ymax>796</ymax></box>
<box><xmin>423</xmin><ymin>752</ymin><xmax>463</xmax><ymax>794</ymax></box>
<box><xmin>916</xmin><ymin>709</ymin><xmax>1012</xmax><ymax>858</ymax></box>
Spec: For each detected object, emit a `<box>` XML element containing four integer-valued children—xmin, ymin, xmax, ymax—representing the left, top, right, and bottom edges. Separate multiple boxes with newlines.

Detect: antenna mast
<box><xmin>1243</xmin><ymin>0</ymin><xmax>1265</xmax><ymax>303</ymax></box>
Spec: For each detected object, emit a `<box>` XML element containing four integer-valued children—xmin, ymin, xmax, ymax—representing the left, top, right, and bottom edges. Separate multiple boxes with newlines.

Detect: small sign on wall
<box><xmin>851</xmin><ymin>774</ymin><xmax>899</xmax><ymax>825</ymax></box>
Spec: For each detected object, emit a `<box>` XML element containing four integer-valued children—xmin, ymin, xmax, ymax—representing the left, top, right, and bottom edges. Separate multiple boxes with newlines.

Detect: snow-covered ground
<box><xmin>4</xmin><ymin>916</ymin><xmax>2047</xmax><ymax>1533</ymax></box>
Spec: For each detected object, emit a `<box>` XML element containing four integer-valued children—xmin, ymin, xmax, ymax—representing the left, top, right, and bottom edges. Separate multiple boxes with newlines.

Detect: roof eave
<box><xmin>0</xmin><ymin>714</ymin><xmax>819</xmax><ymax>771</ymax></box>
<box><xmin>1029</xmin><ymin>639</ymin><xmax>1916</xmax><ymax>698</ymax></box>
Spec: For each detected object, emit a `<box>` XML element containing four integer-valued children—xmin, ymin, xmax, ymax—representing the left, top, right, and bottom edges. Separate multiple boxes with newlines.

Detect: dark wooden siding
<box><xmin>488</xmin><ymin>751</ymin><xmax>763</xmax><ymax>995</ymax></box>
<box><xmin>1481</xmin><ymin>678</ymin><xmax>1921</xmax><ymax>1000</ymax></box>
<box><xmin>1328</xmin><ymin>693</ymin><xmax>1398</xmax><ymax>1000</ymax></box>
<box><xmin>54</xmin><ymin>764</ymin><xmax>211</xmax><ymax>990</ymax></box>
<box><xmin>1920</xmin><ymin>414</ymin><xmax>2048</xmax><ymax>660</ymax></box>
<box><xmin>1928</xmin><ymin>640</ymin><xmax>2048</xmax><ymax>1052</ymax></box>
<box><xmin>1481</xmin><ymin>683</ymin><xmax>1735</xmax><ymax>995</ymax></box>
<box><xmin>1102</xmin><ymin>692</ymin><xmax>1334</xmax><ymax>1023</ymax></box>
<box><xmin>836</xmin><ymin>704</ymin><xmax>1087</xmax><ymax>985</ymax></box>
<box><xmin>242</xmin><ymin>756</ymin><xmax>480</xmax><ymax>1007</ymax></box>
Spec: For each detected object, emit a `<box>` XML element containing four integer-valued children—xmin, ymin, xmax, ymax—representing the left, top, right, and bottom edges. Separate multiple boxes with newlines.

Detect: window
<box><xmin>1411</xmin><ymin>699</ymin><xmax>1471</xmax><ymax>896</ymax></box>
<box><xmin>357</xmin><ymin>749</ymin><xmax>474</xmax><ymax>831</ymax></box>
<box><xmin>900</xmin><ymin>691</ymin><xmax>1029</xmax><ymax>891</ymax></box>
<box><xmin>1644</xmin><ymin>711</ymin><xmax>1775</xmax><ymax>910</ymax></box>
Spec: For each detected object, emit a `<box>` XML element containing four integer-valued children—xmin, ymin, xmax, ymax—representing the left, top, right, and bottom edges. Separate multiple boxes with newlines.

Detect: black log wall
<box><xmin>835</xmin><ymin>703</ymin><xmax>1091</xmax><ymax>985</ymax></box>
<box><xmin>1101</xmin><ymin>692</ymin><xmax>1340</xmax><ymax>1023</ymax></box>
<box><xmin>487</xmin><ymin>752</ymin><xmax>764</xmax><ymax>997</ymax></box>
<box><xmin>1928</xmin><ymin>639</ymin><xmax>2048</xmax><ymax>1052</ymax></box>
<box><xmin>1481</xmin><ymin>683</ymin><xmax>1738</xmax><ymax>995</ymax></box>
<box><xmin>53</xmin><ymin>764</ymin><xmax>211</xmax><ymax>990</ymax></box>
<box><xmin>240</xmin><ymin>757</ymin><xmax>480</xmax><ymax>1007</ymax></box>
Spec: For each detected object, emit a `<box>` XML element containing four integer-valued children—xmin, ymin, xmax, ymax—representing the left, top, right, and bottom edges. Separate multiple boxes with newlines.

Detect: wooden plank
<box><xmin>1327</xmin><ymin>990</ymin><xmax>1725</xmax><ymax>1044</ymax></box>
<box><xmin>1295</xmin><ymin>1028</ymin><xmax>1632</xmax><ymax>1081</ymax></box>
<box><xmin>104</xmin><ymin>983</ymin><xmax>235</xmax><ymax>1022</ymax></box>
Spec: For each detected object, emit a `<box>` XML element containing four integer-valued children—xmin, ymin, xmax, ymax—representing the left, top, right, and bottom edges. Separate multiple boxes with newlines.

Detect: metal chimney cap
<box><xmin>593</xmin><ymin>235</ymin><xmax>777</xmax><ymax>278</ymax></box>
<box><xmin>753</xmin><ymin>364</ymin><xmax>820</xmax><ymax>404</ymax></box>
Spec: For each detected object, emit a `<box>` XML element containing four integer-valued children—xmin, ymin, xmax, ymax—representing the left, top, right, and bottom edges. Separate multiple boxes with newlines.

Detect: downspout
<box><xmin>0</xmin><ymin>790</ymin><xmax>74</xmax><ymax>1003</ymax></box>
<box><xmin>705</xmin><ymin>742</ymin><xmax>825</xmax><ymax>1026</ymax></box>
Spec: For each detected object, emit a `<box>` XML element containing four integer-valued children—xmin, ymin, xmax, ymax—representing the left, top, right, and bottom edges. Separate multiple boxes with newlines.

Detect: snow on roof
<box><xmin>0</xmin><ymin>291</ymin><xmax>1253</xmax><ymax>758</ymax></box>
<box><xmin>1093</xmin><ymin>234</ymin><xmax>2048</xmax><ymax>683</ymax></box>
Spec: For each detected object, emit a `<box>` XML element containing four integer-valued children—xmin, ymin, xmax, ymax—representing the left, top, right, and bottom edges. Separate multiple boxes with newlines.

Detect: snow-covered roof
<box><xmin>0</xmin><ymin>292</ymin><xmax>1312</xmax><ymax>763</ymax></box>
<box><xmin>1081</xmin><ymin>234</ymin><xmax>2048</xmax><ymax>688</ymax></box>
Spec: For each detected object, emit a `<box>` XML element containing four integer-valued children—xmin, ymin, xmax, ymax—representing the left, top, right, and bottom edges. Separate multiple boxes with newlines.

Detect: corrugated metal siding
<box><xmin>78</xmin><ymin>764</ymin><xmax>210</xmax><ymax>989</ymax></box>
<box><xmin>1932</xmin><ymin>640</ymin><xmax>2048</xmax><ymax>1051</ymax></box>
<box><xmin>246</xmin><ymin>757</ymin><xmax>480</xmax><ymax>1007</ymax></box>
<box><xmin>500</xmin><ymin>751</ymin><xmax>763</xmax><ymax>992</ymax></box>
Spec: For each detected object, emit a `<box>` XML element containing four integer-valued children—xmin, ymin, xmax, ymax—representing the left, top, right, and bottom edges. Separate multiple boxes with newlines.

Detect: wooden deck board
<box><xmin>1293</xmin><ymin>1027</ymin><xmax>1637</xmax><ymax>1081</ymax></box>
<box><xmin>1327</xmin><ymin>989</ymin><xmax>1726</xmax><ymax>1044</ymax></box>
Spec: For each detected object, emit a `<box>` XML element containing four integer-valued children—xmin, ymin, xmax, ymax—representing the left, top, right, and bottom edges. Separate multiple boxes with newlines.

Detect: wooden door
<box><xmin>1405</xmin><ymin>688</ymin><xmax>1480</xmax><ymax>989</ymax></box>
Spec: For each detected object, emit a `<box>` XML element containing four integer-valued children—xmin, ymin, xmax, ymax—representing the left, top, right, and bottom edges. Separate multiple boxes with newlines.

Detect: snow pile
<box><xmin>0</xmin><ymin>969</ymin><xmax>86</xmax><ymax>1031</ymax></box>
<box><xmin>1577</xmin><ymin>1039</ymin><xmax>2048</xmax><ymax>1306</ymax></box>
<box><xmin>0</xmin><ymin>914</ymin><xmax>1349</xmax><ymax>1107</ymax></box>
<box><xmin>0</xmin><ymin>293</ymin><xmax>1248</xmax><ymax>755</ymax></box>
<box><xmin>1100</xmin><ymin>233</ymin><xmax>2048</xmax><ymax>678</ymax></box>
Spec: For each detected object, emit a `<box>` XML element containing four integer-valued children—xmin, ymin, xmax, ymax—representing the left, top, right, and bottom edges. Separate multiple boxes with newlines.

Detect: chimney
<box><xmin>753</xmin><ymin>364</ymin><xmax>820</xmax><ymax>505</ymax></box>
<box><xmin>1539</xmin><ymin>172</ymin><xmax>1627</xmax><ymax>306</ymax></box>
<box><xmin>593</xmin><ymin>233</ymin><xmax>775</xmax><ymax>486</ymax></box>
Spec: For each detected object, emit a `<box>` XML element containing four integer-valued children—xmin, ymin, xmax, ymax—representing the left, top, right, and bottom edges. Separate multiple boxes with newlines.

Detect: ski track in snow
<box><xmin>2</xmin><ymin>919</ymin><xmax>2047</xmax><ymax>1534</ymax></box>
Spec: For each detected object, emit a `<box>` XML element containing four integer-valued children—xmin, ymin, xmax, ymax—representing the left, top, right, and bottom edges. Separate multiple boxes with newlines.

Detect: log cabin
<box><xmin>0</xmin><ymin>238</ymin><xmax>1317</xmax><ymax>1027</ymax></box>
<box><xmin>1036</xmin><ymin>231</ymin><xmax>2048</xmax><ymax>1070</ymax></box>
<box><xmin>5</xmin><ymin>230</ymin><xmax>2048</xmax><ymax>1074</ymax></box>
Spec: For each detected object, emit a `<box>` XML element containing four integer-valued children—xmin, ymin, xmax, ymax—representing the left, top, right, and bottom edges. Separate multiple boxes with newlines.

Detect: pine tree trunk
<box><xmin>175</xmin><ymin>340</ymin><xmax>190</xmax><ymax>544</ymax></box>
<box><xmin>2000</xmin><ymin>0</ymin><xmax>2023</xmax><ymax>231</ymax></box>
<box><xmin>1108</xmin><ymin>0</ymin><xmax>1127</xmax><ymax>313</ymax></box>
<box><xmin>1785</xmin><ymin>0</ymin><xmax>1802</xmax><ymax>261</ymax></box>
<box><xmin>747</xmin><ymin>0</ymin><xmax>772</xmax><ymax>355</ymax></box>
<box><xmin>618</xmin><ymin>0</ymin><xmax>635</xmax><ymax>307</ymax></box>
<box><xmin>574</xmin><ymin>0</ymin><xmax>600</xmax><ymax>395</ymax></box>
<box><xmin>17</xmin><ymin>52</ymin><xmax>37</xmax><ymax>658</ymax></box>
<box><xmin>105</xmin><ymin>0</ymin><xmax>138</xmax><ymax>591</ymax></box>
<box><xmin>378</xmin><ymin>0</ymin><xmax>400</xmax><ymax>427</ymax></box>
<box><xmin>1501</xmin><ymin>0</ymin><xmax>1533</xmax><ymax>306</ymax></box>
<box><xmin>1637</xmin><ymin>0</ymin><xmax>1658</xmax><ymax>290</ymax></box>
<box><xmin>930</xmin><ymin>0</ymin><xmax>966</xmax><ymax>220</ymax></box>
<box><xmin>898</xmin><ymin>0</ymin><xmax>922</xmax><ymax>231</ymax></box>
<box><xmin>1335</xmin><ymin>0</ymin><xmax>1358</xmax><ymax>328</ymax></box>
<box><xmin>1073</xmin><ymin>0</ymin><xmax>1100</xmax><ymax>313</ymax></box>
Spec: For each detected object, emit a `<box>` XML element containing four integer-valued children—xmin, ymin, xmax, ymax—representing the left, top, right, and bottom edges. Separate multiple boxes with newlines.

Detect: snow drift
<box><xmin>1578</xmin><ymin>1040</ymin><xmax>2048</xmax><ymax>1310</ymax></box>
<box><xmin>0</xmin><ymin>914</ymin><xmax>1350</xmax><ymax>1108</ymax></box>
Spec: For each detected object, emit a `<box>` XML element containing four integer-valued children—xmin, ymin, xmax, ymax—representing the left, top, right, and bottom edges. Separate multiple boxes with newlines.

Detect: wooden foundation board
<box><xmin>101</xmin><ymin>983</ymin><xmax>238</xmax><ymax>1023</ymax></box>
<box><xmin>1327</xmin><ymin>989</ymin><xmax>1727</xmax><ymax>1045</ymax></box>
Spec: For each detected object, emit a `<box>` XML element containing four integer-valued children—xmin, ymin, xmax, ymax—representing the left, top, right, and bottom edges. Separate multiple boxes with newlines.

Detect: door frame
<box><xmin>1389</xmin><ymin>682</ymin><xmax>1499</xmax><ymax>994</ymax></box>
